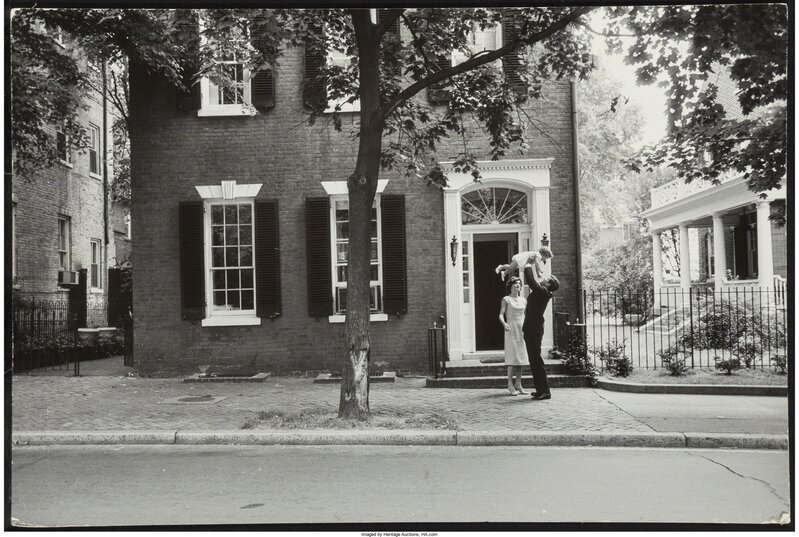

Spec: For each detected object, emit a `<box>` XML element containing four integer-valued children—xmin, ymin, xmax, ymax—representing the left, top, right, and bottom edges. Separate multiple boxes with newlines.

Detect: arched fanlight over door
<box><xmin>461</xmin><ymin>187</ymin><xmax>529</xmax><ymax>225</ymax></box>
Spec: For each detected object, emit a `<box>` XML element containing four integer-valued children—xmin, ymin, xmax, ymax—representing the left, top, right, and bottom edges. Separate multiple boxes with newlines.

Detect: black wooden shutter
<box><xmin>501</xmin><ymin>10</ymin><xmax>525</xmax><ymax>96</ymax></box>
<box><xmin>179</xmin><ymin>201</ymin><xmax>205</xmax><ymax>320</ymax></box>
<box><xmin>251</xmin><ymin>70</ymin><xmax>275</xmax><ymax>112</ymax></box>
<box><xmin>377</xmin><ymin>9</ymin><xmax>402</xmax><ymax>41</ymax></box>
<box><xmin>306</xmin><ymin>198</ymin><xmax>333</xmax><ymax>317</ymax></box>
<box><xmin>427</xmin><ymin>54</ymin><xmax>452</xmax><ymax>104</ymax></box>
<box><xmin>175</xmin><ymin>10</ymin><xmax>202</xmax><ymax>112</ymax></box>
<box><xmin>255</xmin><ymin>200</ymin><xmax>281</xmax><ymax>317</ymax></box>
<box><xmin>303</xmin><ymin>21</ymin><xmax>328</xmax><ymax>111</ymax></box>
<box><xmin>380</xmin><ymin>195</ymin><xmax>407</xmax><ymax>314</ymax></box>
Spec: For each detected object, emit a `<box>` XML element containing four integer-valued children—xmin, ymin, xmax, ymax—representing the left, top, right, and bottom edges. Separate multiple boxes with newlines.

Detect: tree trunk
<box><xmin>338</xmin><ymin>13</ymin><xmax>383</xmax><ymax>419</ymax></box>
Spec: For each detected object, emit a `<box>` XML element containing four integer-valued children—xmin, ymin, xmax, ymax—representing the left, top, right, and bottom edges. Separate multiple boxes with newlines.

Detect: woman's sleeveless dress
<box><xmin>503</xmin><ymin>296</ymin><xmax>529</xmax><ymax>366</ymax></box>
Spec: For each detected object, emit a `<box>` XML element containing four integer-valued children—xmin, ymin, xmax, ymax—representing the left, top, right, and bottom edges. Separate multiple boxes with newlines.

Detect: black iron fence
<box><xmin>580</xmin><ymin>286</ymin><xmax>788</xmax><ymax>371</ymax></box>
<box><xmin>12</xmin><ymin>294</ymin><xmax>132</xmax><ymax>373</ymax></box>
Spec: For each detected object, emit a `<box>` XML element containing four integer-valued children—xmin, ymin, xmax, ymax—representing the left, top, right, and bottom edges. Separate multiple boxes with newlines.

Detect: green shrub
<box><xmin>597</xmin><ymin>340</ymin><xmax>633</xmax><ymax>377</ymax></box>
<box><xmin>553</xmin><ymin>327</ymin><xmax>596</xmax><ymax>382</ymax></box>
<box><xmin>771</xmin><ymin>354</ymin><xmax>787</xmax><ymax>375</ymax></box>
<box><xmin>659</xmin><ymin>348</ymin><xmax>688</xmax><ymax>376</ymax></box>
<box><xmin>714</xmin><ymin>356</ymin><xmax>742</xmax><ymax>375</ymax></box>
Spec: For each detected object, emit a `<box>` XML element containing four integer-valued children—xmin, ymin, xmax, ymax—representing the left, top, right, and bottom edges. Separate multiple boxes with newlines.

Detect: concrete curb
<box><xmin>11</xmin><ymin>430</ymin><xmax>788</xmax><ymax>450</ymax></box>
<box><xmin>596</xmin><ymin>377</ymin><xmax>788</xmax><ymax>396</ymax></box>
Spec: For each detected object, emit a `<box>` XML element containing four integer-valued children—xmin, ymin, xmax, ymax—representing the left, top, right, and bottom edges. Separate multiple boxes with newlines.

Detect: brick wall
<box><xmin>12</xmin><ymin>91</ymin><xmax>120</xmax><ymax>302</ymax></box>
<box><xmin>129</xmin><ymin>45</ymin><xmax>578</xmax><ymax>376</ymax></box>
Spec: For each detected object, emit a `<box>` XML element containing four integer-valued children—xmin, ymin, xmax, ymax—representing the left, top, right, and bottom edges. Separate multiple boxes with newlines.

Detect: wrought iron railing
<box><xmin>580</xmin><ymin>286</ymin><xmax>788</xmax><ymax>371</ymax></box>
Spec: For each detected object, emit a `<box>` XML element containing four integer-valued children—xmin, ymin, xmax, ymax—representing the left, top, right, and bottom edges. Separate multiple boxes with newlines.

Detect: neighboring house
<box><xmin>641</xmin><ymin>68</ymin><xmax>787</xmax><ymax>300</ymax></box>
<box><xmin>128</xmin><ymin>11</ymin><xmax>582</xmax><ymax>376</ymax></box>
<box><xmin>11</xmin><ymin>31</ymin><xmax>125</xmax><ymax>323</ymax></box>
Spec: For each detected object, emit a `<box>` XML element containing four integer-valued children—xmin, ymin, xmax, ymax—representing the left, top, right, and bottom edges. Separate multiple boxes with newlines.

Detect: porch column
<box><xmin>678</xmin><ymin>223</ymin><xmax>691</xmax><ymax>292</ymax></box>
<box><xmin>651</xmin><ymin>230</ymin><xmax>663</xmax><ymax>307</ymax></box>
<box><xmin>712</xmin><ymin>212</ymin><xmax>727</xmax><ymax>291</ymax></box>
<box><xmin>443</xmin><ymin>188</ymin><xmax>463</xmax><ymax>361</ymax></box>
<box><xmin>756</xmin><ymin>200</ymin><xmax>774</xmax><ymax>288</ymax></box>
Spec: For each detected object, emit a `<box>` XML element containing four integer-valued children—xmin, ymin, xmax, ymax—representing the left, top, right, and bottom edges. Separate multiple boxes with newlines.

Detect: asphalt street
<box><xmin>11</xmin><ymin>444</ymin><xmax>790</xmax><ymax>527</ymax></box>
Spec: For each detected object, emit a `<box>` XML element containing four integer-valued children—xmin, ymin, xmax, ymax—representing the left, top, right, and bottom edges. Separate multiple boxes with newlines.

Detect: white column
<box><xmin>651</xmin><ymin>230</ymin><xmax>663</xmax><ymax>307</ymax></box>
<box><xmin>678</xmin><ymin>223</ymin><xmax>691</xmax><ymax>292</ymax></box>
<box><xmin>532</xmin><ymin>187</ymin><xmax>553</xmax><ymax>350</ymax></box>
<box><xmin>712</xmin><ymin>213</ymin><xmax>727</xmax><ymax>290</ymax></box>
<box><xmin>443</xmin><ymin>188</ymin><xmax>463</xmax><ymax>361</ymax></box>
<box><xmin>756</xmin><ymin>200</ymin><xmax>774</xmax><ymax>288</ymax></box>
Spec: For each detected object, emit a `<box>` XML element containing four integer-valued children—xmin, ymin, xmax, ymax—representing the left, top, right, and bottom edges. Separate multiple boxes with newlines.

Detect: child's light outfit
<box><xmin>495</xmin><ymin>251</ymin><xmax>544</xmax><ymax>282</ymax></box>
<box><xmin>502</xmin><ymin>295</ymin><xmax>529</xmax><ymax>366</ymax></box>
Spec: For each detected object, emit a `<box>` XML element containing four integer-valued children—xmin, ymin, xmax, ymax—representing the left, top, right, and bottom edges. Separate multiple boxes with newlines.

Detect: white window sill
<box><xmin>328</xmin><ymin>313</ymin><xmax>388</xmax><ymax>324</ymax></box>
<box><xmin>89</xmin><ymin>287</ymin><xmax>103</xmax><ymax>294</ymax></box>
<box><xmin>89</xmin><ymin>172</ymin><xmax>102</xmax><ymax>180</ymax></box>
<box><xmin>325</xmin><ymin>100</ymin><xmax>360</xmax><ymax>114</ymax></box>
<box><xmin>58</xmin><ymin>160</ymin><xmax>73</xmax><ymax>169</ymax></box>
<box><xmin>202</xmin><ymin>316</ymin><xmax>261</xmax><ymax>327</ymax></box>
<box><xmin>197</xmin><ymin>106</ymin><xmax>253</xmax><ymax>117</ymax></box>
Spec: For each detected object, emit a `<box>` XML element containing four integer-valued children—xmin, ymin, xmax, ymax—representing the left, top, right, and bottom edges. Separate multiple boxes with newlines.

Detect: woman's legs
<box><xmin>514</xmin><ymin>366</ymin><xmax>527</xmax><ymax>393</ymax></box>
<box><xmin>507</xmin><ymin>367</ymin><xmax>517</xmax><ymax>395</ymax></box>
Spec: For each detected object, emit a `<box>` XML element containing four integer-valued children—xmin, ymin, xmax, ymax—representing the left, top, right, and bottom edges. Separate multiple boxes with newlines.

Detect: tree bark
<box><xmin>338</xmin><ymin>12</ymin><xmax>383</xmax><ymax>419</ymax></box>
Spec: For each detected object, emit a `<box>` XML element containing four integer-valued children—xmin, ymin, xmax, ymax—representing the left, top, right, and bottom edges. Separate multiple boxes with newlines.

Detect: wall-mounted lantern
<box><xmin>450</xmin><ymin>236</ymin><xmax>459</xmax><ymax>266</ymax></box>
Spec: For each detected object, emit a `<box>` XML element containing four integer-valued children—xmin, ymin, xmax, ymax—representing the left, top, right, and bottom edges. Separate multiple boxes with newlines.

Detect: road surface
<box><xmin>10</xmin><ymin>444</ymin><xmax>790</xmax><ymax>527</ymax></box>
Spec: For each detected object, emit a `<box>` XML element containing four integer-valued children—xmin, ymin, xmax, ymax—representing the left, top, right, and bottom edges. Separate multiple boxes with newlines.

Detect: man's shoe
<box><xmin>532</xmin><ymin>393</ymin><xmax>551</xmax><ymax>400</ymax></box>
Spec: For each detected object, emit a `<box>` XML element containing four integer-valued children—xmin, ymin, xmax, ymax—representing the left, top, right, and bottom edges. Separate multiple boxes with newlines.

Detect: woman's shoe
<box><xmin>508</xmin><ymin>386</ymin><xmax>519</xmax><ymax>396</ymax></box>
<box><xmin>515</xmin><ymin>385</ymin><xmax>528</xmax><ymax>394</ymax></box>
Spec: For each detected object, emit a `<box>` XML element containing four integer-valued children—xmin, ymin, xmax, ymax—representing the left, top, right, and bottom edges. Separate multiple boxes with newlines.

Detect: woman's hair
<box><xmin>506</xmin><ymin>276</ymin><xmax>522</xmax><ymax>293</ymax></box>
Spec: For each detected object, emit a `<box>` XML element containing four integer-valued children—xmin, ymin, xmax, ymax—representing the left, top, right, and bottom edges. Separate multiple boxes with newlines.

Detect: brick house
<box><xmin>11</xmin><ymin>34</ymin><xmax>126</xmax><ymax>317</ymax></box>
<box><xmin>129</xmin><ymin>12</ymin><xmax>582</xmax><ymax>376</ymax></box>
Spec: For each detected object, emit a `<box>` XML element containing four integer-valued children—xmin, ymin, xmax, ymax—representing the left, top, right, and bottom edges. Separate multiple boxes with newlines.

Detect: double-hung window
<box><xmin>88</xmin><ymin>123</ymin><xmax>101</xmax><ymax>177</ymax></box>
<box><xmin>452</xmin><ymin>23</ymin><xmax>501</xmax><ymax>66</ymax></box>
<box><xmin>331</xmin><ymin>198</ymin><xmax>383</xmax><ymax>314</ymax></box>
<box><xmin>206</xmin><ymin>201</ymin><xmax>256</xmax><ymax>318</ymax></box>
<box><xmin>200</xmin><ymin>53</ymin><xmax>252</xmax><ymax>116</ymax></box>
<box><xmin>90</xmin><ymin>238</ymin><xmax>103</xmax><ymax>289</ymax></box>
<box><xmin>56</xmin><ymin>126</ymin><xmax>70</xmax><ymax>165</ymax></box>
<box><xmin>57</xmin><ymin>216</ymin><xmax>71</xmax><ymax>271</ymax></box>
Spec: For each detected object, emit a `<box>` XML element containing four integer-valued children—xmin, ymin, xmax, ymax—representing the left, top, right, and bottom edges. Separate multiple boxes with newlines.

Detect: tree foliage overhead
<box><xmin>604</xmin><ymin>4</ymin><xmax>788</xmax><ymax>203</ymax></box>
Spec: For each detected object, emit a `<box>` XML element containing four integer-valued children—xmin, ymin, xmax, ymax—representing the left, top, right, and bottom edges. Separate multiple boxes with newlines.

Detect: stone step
<box><xmin>443</xmin><ymin>359</ymin><xmax>569</xmax><ymax>377</ymax></box>
<box><xmin>426</xmin><ymin>374</ymin><xmax>593</xmax><ymax>389</ymax></box>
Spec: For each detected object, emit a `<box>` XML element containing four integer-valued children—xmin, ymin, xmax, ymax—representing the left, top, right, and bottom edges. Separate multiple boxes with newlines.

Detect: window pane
<box><xmin>337</xmin><ymin>288</ymin><xmax>347</xmax><ymax>312</ymax></box>
<box><xmin>239</xmin><ymin>225</ymin><xmax>252</xmax><ymax>245</ymax></box>
<box><xmin>227</xmin><ymin>291</ymin><xmax>241</xmax><ymax>309</ymax></box>
<box><xmin>337</xmin><ymin>266</ymin><xmax>347</xmax><ymax>282</ymax></box>
<box><xmin>336</xmin><ymin>222</ymin><xmax>349</xmax><ymax>239</ymax></box>
<box><xmin>227</xmin><ymin>269</ymin><xmax>240</xmax><ymax>289</ymax></box>
<box><xmin>239</xmin><ymin>205</ymin><xmax>251</xmax><ymax>224</ymax></box>
<box><xmin>212</xmin><ymin>247</ymin><xmax>224</xmax><ymax>267</ymax></box>
<box><xmin>337</xmin><ymin>243</ymin><xmax>348</xmax><ymax>263</ymax></box>
<box><xmin>239</xmin><ymin>246</ymin><xmax>252</xmax><ymax>266</ymax></box>
<box><xmin>226</xmin><ymin>247</ymin><xmax>237</xmax><ymax>266</ymax></box>
<box><xmin>90</xmin><ymin>149</ymin><xmax>98</xmax><ymax>174</ymax></box>
<box><xmin>241</xmin><ymin>290</ymin><xmax>254</xmax><ymax>310</ymax></box>
<box><xmin>370</xmin><ymin>265</ymin><xmax>378</xmax><ymax>281</ymax></box>
<box><xmin>224</xmin><ymin>205</ymin><xmax>238</xmax><ymax>224</ymax></box>
<box><xmin>213</xmin><ymin>270</ymin><xmax>225</xmax><ymax>289</ymax></box>
<box><xmin>463</xmin><ymin>289</ymin><xmax>470</xmax><ymax>302</ymax></box>
<box><xmin>225</xmin><ymin>226</ymin><xmax>239</xmax><ymax>245</ymax></box>
<box><xmin>240</xmin><ymin>269</ymin><xmax>253</xmax><ymax>288</ymax></box>
<box><xmin>463</xmin><ymin>273</ymin><xmax>469</xmax><ymax>287</ymax></box>
<box><xmin>336</xmin><ymin>208</ymin><xmax>348</xmax><ymax>222</ymax></box>
<box><xmin>370</xmin><ymin>241</ymin><xmax>378</xmax><ymax>262</ymax></box>
<box><xmin>211</xmin><ymin>206</ymin><xmax>224</xmax><ymax>225</ymax></box>
<box><xmin>91</xmin><ymin>266</ymin><xmax>98</xmax><ymax>286</ymax></box>
<box><xmin>370</xmin><ymin>219</ymin><xmax>377</xmax><ymax>238</ymax></box>
<box><xmin>212</xmin><ymin>226</ymin><xmax>224</xmax><ymax>246</ymax></box>
<box><xmin>213</xmin><ymin>291</ymin><xmax>226</xmax><ymax>307</ymax></box>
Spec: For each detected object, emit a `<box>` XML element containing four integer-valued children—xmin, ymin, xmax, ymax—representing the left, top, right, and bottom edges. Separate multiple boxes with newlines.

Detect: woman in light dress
<box><xmin>498</xmin><ymin>276</ymin><xmax>529</xmax><ymax>395</ymax></box>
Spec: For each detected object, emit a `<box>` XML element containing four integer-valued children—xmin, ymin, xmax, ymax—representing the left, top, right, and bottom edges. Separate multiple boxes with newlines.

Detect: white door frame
<box><xmin>442</xmin><ymin>158</ymin><xmax>554</xmax><ymax>362</ymax></box>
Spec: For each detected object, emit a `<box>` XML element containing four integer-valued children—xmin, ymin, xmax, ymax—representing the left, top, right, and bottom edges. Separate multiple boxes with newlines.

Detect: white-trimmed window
<box><xmin>88</xmin><ymin>123</ymin><xmax>101</xmax><ymax>177</ymax></box>
<box><xmin>57</xmin><ymin>216</ymin><xmax>71</xmax><ymax>271</ymax></box>
<box><xmin>90</xmin><ymin>238</ymin><xmax>103</xmax><ymax>289</ymax></box>
<box><xmin>56</xmin><ymin>126</ymin><xmax>70</xmax><ymax>165</ymax></box>
<box><xmin>205</xmin><ymin>200</ymin><xmax>257</xmax><ymax>321</ymax></box>
<box><xmin>324</xmin><ymin>10</ymin><xmax>378</xmax><ymax>113</ymax></box>
<box><xmin>199</xmin><ymin>53</ymin><xmax>252</xmax><ymax>116</ymax></box>
<box><xmin>706</xmin><ymin>232</ymin><xmax>715</xmax><ymax>278</ymax></box>
<box><xmin>452</xmin><ymin>23</ymin><xmax>502</xmax><ymax>66</ymax></box>
<box><xmin>330</xmin><ymin>197</ymin><xmax>383</xmax><ymax>314</ymax></box>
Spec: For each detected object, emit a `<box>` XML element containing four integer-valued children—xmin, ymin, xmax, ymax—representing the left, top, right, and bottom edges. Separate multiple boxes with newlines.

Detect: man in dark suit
<box><xmin>522</xmin><ymin>267</ymin><xmax>560</xmax><ymax>400</ymax></box>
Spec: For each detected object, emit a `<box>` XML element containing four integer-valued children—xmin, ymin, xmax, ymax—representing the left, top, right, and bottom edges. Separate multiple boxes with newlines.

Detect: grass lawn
<box><xmin>607</xmin><ymin>367</ymin><xmax>788</xmax><ymax>385</ymax></box>
<box><xmin>242</xmin><ymin>407</ymin><xmax>459</xmax><ymax>430</ymax></box>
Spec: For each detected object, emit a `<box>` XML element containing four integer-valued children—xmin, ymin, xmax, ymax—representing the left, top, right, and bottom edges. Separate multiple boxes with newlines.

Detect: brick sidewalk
<box><xmin>11</xmin><ymin>375</ymin><xmax>652</xmax><ymax>433</ymax></box>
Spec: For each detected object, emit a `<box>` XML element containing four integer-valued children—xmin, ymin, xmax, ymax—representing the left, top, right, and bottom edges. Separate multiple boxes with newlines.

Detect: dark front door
<box><xmin>473</xmin><ymin>237</ymin><xmax>515</xmax><ymax>351</ymax></box>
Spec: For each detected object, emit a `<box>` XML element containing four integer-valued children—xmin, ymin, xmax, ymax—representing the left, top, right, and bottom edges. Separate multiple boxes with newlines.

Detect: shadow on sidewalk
<box><xmin>14</xmin><ymin>355</ymin><xmax>133</xmax><ymax>377</ymax></box>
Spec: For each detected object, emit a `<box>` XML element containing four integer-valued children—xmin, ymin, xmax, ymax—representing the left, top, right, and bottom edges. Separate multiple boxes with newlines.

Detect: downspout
<box><xmin>102</xmin><ymin>61</ymin><xmax>109</xmax><ymax>247</ymax></box>
<box><xmin>570</xmin><ymin>79</ymin><xmax>584</xmax><ymax>320</ymax></box>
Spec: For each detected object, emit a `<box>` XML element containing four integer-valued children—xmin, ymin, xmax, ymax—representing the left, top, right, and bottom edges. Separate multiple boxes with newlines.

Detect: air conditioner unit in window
<box><xmin>58</xmin><ymin>270</ymin><xmax>79</xmax><ymax>286</ymax></box>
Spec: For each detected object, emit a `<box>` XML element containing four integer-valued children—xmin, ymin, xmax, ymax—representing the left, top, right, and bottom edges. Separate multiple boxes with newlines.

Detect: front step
<box><xmin>442</xmin><ymin>359</ymin><xmax>570</xmax><ymax>377</ymax></box>
<box><xmin>426</xmin><ymin>374</ymin><xmax>592</xmax><ymax>389</ymax></box>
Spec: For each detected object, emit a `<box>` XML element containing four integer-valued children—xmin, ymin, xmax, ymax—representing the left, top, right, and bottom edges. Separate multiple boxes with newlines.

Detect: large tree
<box><xmin>11</xmin><ymin>5</ymin><xmax>788</xmax><ymax>419</ymax></box>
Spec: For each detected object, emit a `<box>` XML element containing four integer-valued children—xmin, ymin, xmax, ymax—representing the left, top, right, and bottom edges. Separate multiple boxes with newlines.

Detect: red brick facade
<box><xmin>129</xmin><ymin>44</ymin><xmax>579</xmax><ymax>376</ymax></box>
